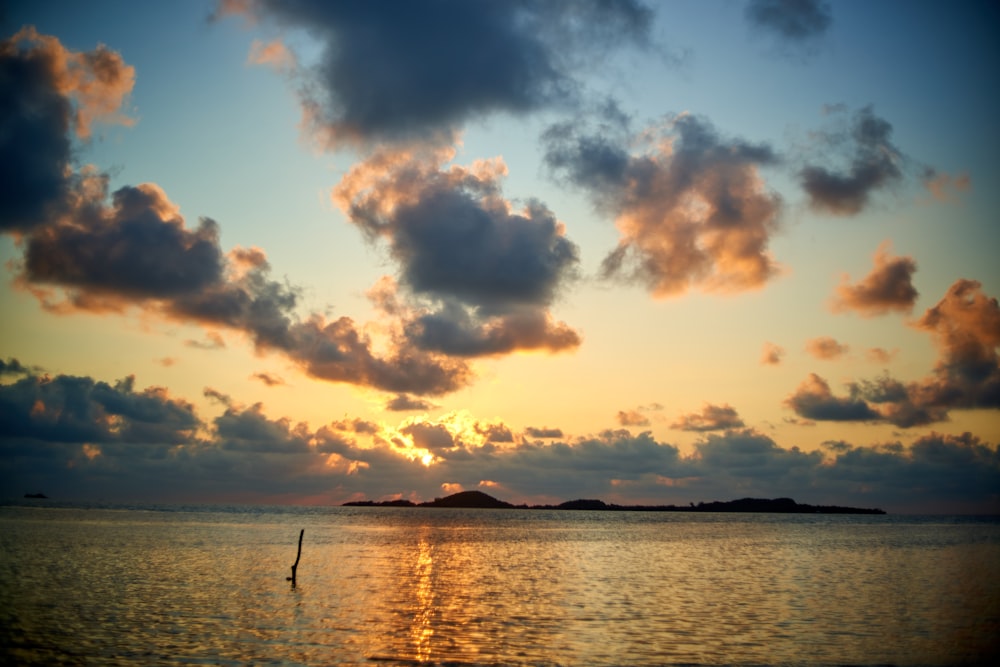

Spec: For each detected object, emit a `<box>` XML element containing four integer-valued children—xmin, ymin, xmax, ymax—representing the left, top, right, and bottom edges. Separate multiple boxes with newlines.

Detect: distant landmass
<box><xmin>344</xmin><ymin>490</ymin><xmax>886</xmax><ymax>514</ymax></box>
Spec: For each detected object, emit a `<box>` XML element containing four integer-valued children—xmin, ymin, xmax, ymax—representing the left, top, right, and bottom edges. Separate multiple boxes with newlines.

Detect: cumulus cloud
<box><xmin>745</xmin><ymin>0</ymin><xmax>832</xmax><ymax>43</ymax></box>
<box><xmin>913</xmin><ymin>279</ymin><xmax>1000</xmax><ymax>409</ymax></box>
<box><xmin>831</xmin><ymin>241</ymin><xmax>918</xmax><ymax>316</ymax></box>
<box><xmin>1</xmin><ymin>26</ymin><xmax>134</xmax><ymax>232</ymax></box>
<box><xmin>617</xmin><ymin>409</ymin><xmax>650</xmax><ymax>427</ymax></box>
<box><xmin>229</xmin><ymin>0</ymin><xmax>654</xmax><ymax>148</ymax></box>
<box><xmin>334</xmin><ymin>147</ymin><xmax>581</xmax><ymax>357</ymax></box>
<box><xmin>805</xmin><ymin>336</ymin><xmax>849</xmax><ymax>360</ymax></box>
<box><xmin>788</xmin><ymin>281</ymin><xmax>999</xmax><ymax>426</ymax></box>
<box><xmin>0</xmin><ymin>369</ymin><xmax>199</xmax><ymax>447</ymax></box>
<box><xmin>760</xmin><ymin>341</ymin><xmax>785</xmax><ymax>365</ymax></box>
<box><xmin>800</xmin><ymin>106</ymin><xmax>904</xmax><ymax>216</ymax></box>
<box><xmin>784</xmin><ymin>373</ymin><xmax>881</xmax><ymax>422</ymax></box>
<box><xmin>670</xmin><ymin>404</ymin><xmax>745</xmax><ymax>432</ymax></box>
<box><xmin>544</xmin><ymin>111</ymin><xmax>782</xmax><ymax>297</ymax></box>
<box><xmin>922</xmin><ymin>168</ymin><xmax>971</xmax><ymax>203</ymax></box>
<box><xmin>2</xmin><ymin>31</ymin><xmax>470</xmax><ymax>397</ymax></box>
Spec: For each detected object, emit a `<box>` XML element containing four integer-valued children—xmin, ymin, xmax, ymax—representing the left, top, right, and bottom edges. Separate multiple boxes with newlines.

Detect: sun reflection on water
<box><xmin>411</xmin><ymin>535</ymin><xmax>435</xmax><ymax>662</ymax></box>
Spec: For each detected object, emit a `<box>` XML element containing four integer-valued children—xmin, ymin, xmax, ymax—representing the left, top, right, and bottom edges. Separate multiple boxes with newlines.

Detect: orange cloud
<box><xmin>247</xmin><ymin>38</ymin><xmax>294</xmax><ymax>72</ymax></box>
<box><xmin>805</xmin><ymin>336</ymin><xmax>849</xmax><ymax>360</ymax></box>
<box><xmin>6</xmin><ymin>26</ymin><xmax>135</xmax><ymax>139</ymax></box>
<box><xmin>831</xmin><ymin>241</ymin><xmax>917</xmax><ymax>317</ymax></box>
<box><xmin>544</xmin><ymin>113</ymin><xmax>782</xmax><ymax>297</ymax></box>
<box><xmin>760</xmin><ymin>341</ymin><xmax>785</xmax><ymax>365</ymax></box>
<box><xmin>670</xmin><ymin>403</ymin><xmax>745</xmax><ymax>432</ymax></box>
<box><xmin>923</xmin><ymin>169</ymin><xmax>971</xmax><ymax>202</ymax></box>
<box><xmin>616</xmin><ymin>410</ymin><xmax>650</xmax><ymax>427</ymax></box>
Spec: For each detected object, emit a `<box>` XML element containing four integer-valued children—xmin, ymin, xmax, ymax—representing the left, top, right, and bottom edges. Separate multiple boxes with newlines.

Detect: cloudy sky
<box><xmin>2</xmin><ymin>0</ymin><xmax>998</xmax><ymax>513</ymax></box>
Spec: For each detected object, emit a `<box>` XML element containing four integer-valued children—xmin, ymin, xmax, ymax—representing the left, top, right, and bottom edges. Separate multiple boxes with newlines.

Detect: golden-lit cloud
<box><xmin>544</xmin><ymin>112</ymin><xmax>782</xmax><ymax>297</ymax></box>
<box><xmin>760</xmin><ymin>341</ymin><xmax>785</xmax><ymax>365</ymax></box>
<box><xmin>831</xmin><ymin>241</ymin><xmax>917</xmax><ymax>317</ymax></box>
<box><xmin>247</xmin><ymin>38</ymin><xmax>294</xmax><ymax>72</ymax></box>
<box><xmin>670</xmin><ymin>403</ymin><xmax>745</xmax><ymax>432</ymax></box>
<box><xmin>334</xmin><ymin>147</ymin><xmax>581</xmax><ymax>357</ymax></box>
<box><xmin>805</xmin><ymin>336</ymin><xmax>849</xmax><ymax>360</ymax></box>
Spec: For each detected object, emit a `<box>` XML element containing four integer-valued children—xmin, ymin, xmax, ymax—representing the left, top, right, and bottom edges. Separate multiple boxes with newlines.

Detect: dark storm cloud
<box><xmin>0</xmin><ymin>27</ymin><xmax>134</xmax><ymax>232</ymax></box>
<box><xmin>670</xmin><ymin>404</ymin><xmax>745</xmax><ymax>432</ymax></box>
<box><xmin>238</xmin><ymin>0</ymin><xmax>654</xmax><ymax>146</ymax></box>
<box><xmin>745</xmin><ymin>0</ymin><xmax>831</xmax><ymax>42</ymax></box>
<box><xmin>543</xmin><ymin>111</ymin><xmax>782</xmax><ymax>297</ymax></box>
<box><xmin>336</xmin><ymin>149</ymin><xmax>581</xmax><ymax>357</ymax></box>
<box><xmin>831</xmin><ymin>242</ymin><xmax>918</xmax><ymax>316</ymax></box>
<box><xmin>800</xmin><ymin>106</ymin><xmax>903</xmax><ymax>216</ymax></box>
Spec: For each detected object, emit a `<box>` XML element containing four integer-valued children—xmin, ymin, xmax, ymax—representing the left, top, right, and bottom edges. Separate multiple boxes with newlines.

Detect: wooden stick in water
<box><xmin>287</xmin><ymin>528</ymin><xmax>303</xmax><ymax>586</ymax></box>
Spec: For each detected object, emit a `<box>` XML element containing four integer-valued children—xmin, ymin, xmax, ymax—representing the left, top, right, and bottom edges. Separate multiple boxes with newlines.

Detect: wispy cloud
<box><xmin>805</xmin><ymin>336</ymin><xmax>849</xmax><ymax>360</ymax></box>
<box><xmin>800</xmin><ymin>106</ymin><xmax>903</xmax><ymax>216</ymax></box>
<box><xmin>745</xmin><ymin>0</ymin><xmax>832</xmax><ymax>43</ymax></box>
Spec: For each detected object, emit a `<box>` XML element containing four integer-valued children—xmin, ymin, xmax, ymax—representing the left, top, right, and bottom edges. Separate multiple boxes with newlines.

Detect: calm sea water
<box><xmin>1</xmin><ymin>503</ymin><xmax>997</xmax><ymax>666</ymax></box>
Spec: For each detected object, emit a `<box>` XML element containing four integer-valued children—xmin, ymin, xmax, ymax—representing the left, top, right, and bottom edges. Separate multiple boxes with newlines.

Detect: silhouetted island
<box><xmin>344</xmin><ymin>490</ymin><xmax>886</xmax><ymax>514</ymax></box>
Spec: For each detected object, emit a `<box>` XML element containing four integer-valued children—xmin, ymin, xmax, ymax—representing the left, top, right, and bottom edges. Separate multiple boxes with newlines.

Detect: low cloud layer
<box><xmin>831</xmin><ymin>242</ymin><xmax>918</xmax><ymax>316</ymax></box>
<box><xmin>3</xmin><ymin>360</ymin><xmax>997</xmax><ymax>512</ymax></box>
<box><xmin>544</xmin><ymin>112</ymin><xmax>782</xmax><ymax>297</ymax></box>
<box><xmin>233</xmin><ymin>0</ymin><xmax>653</xmax><ymax>148</ymax></box>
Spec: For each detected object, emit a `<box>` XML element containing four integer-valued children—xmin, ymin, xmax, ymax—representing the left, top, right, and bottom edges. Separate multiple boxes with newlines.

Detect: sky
<box><xmin>1</xmin><ymin>0</ymin><xmax>998</xmax><ymax>513</ymax></box>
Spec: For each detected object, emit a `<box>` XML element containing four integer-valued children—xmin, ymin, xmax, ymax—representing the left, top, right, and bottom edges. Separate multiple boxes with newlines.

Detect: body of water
<box><xmin>1</xmin><ymin>502</ymin><xmax>997</xmax><ymax>665</ymax></box>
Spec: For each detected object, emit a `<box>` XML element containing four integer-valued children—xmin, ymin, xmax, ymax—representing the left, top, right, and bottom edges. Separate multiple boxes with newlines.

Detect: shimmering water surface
<box><xmin>1</xmin><ymin>503</ymin><xmax>997</xmax><ymax>666</ymax></box>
